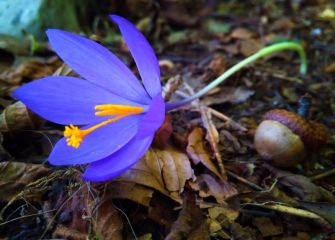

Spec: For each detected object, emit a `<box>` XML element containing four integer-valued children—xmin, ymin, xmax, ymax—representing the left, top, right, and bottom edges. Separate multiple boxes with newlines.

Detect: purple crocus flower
<box><xmin>13</xmin><ymin>15</ymin><xmax>165</xmax><ymax>182</ymax></box>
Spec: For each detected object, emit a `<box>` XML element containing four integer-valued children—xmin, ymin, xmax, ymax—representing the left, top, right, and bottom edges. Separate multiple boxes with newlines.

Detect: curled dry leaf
<box><xmin>107</xmin><ymin>182</ymin><xmax>154</xmax><ymax>207</ymax></box>
<box><xmin>190</xmin><ymin>174</ymin><xmax>237</xmax><ymax>204</ymax></box>
<box><xmin>146</xmin><ymin>146</ymin><xmax>194</xmax><ymax>193</ymax></box>
<box><xmin>199</xmin><ymin>105</ymin><xmax>225</xmax><ymax>177</ymax></box>
<box><xmin>187</xmin><ymin>127</ymin><xmax>221</xmax><ymax>178</ymax></box>
<box><xmin>119</xmin><ymin>145</ymin><xmax>195</xmax><ymax>201</ymax></box>
<box><xmin>0</xmin><ymin>101</ymin><xmax>44</xmax><ymax>131</ymax></box>
<box><xmin>0</xmin><ymin>59</ymin><xmax>60</xmax><ymax>85</ymax></box>
<box><xmin>0</xmin><ymin>161</ymin><xmax>51</xmax><ymax>202</ymax></box>
<box><xmin>265</xmin><ymin>165</ymin><xmax>335</xmax><ymax>203</ymax></box>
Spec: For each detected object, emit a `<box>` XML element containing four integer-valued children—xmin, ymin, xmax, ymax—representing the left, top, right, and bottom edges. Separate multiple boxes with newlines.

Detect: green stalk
<box><xmin>166</xmin><ymin>42</ymin><xmax>307</xmax><ymax>111</ymax></box>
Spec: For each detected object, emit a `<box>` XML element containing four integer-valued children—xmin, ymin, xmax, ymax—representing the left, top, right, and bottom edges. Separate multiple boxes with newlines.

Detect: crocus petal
<box><xmin>83</xmin><ymin>135</ymin><xmax>153</xmax><ymax>182</ymax></box>
<box><xmin>110</xmin><ymin>15</ymin><xmax>161</xmax><ymax>98</ymax></box>
<box><xmin>48</xmin><ymin>115</ymin><xmax>140</xmax><ymax>165</ymax></box>
<box><xmin>46</xmin><ymin>29</ymin><xmax>150</xmax><ymax>104</ymax></box>
<box><xmin>137</xmin><ymin>94</ymin><xmax>165</xmax><ymax>138</ymax></box>
<box><xmin>12</xmin><ymin>76</ymin><xmax>143</xmax><ymax>125</ymax></box>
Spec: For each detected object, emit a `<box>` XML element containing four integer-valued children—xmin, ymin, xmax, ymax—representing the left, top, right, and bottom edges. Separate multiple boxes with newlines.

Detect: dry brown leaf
<box><xmin>165</xmin><ymin>192</ymin><xmax>209</xmax><ymax>240</ymax></box>
<box><xmin>270</xmin><ymin>18</ymin><xmax>295</xmax><ymax>32</ymax></box>
<box><xmin>187</xmin><ymin>127</ymin><xmax>221</xmax><ymax>178</ymax></box>
<box><xmin>230</xmin><ymin>28</ymin><xmax>253</xmax><ymax>40</ymax></box>
<box><xmin>207</xmin><ymin>55</ymin><xmax>227</xmax><ymax>76</ymax></box>
<box><xmin>0</xmin><ymin>161</ymin><xmax>51</xmax><ymax>202</ymax></box>
<box><xmin>52</xmin><ymin>225</ymin><xmax>88</xmax><ymax>240</ymax></box>
<box><xmin>222</xmin><ymin>43</ymin><xmax>239</xmax><ymax>55</ymax></box>
<box><xmin>253</xmin><ymin>217</ymin><xmax>283</xmax><ymax>237</ymax></box>
<box><xmin>208</xmin><ymin>206</ymin><xmax>239</xmax><ymax>223</ymax></box>
<box><xmin>265</xmin><ymin>165</ymin><xmax>335</xmax><ymax>203</ymax></box>
<box><xmin>239</xmin><ymin>39</ymin><xmax>262</xmax><ymax>57</ymax></box>
<box><xmin>190</xmin><ymin>174</ymin><xmax>237</xmax><ymax>204</ymax></box>
<box><xmin>107</xmin><ymin>182</ymin><xmax>154</xmax><ymax>207</ymax></box>
<box><xmin>199</xmin><ymin>105</ymin><xmax>225</xmax><ymax>177</ymax></box>
<box><xmin>202</xmin><ymin>87</ymin><xmax>254</xmax><ymax>106</ymax></box>
<box><xmin>119</xmin><ymin>145</ymin><xmax>194</xmax><ymax>201</ymax></box>
<box><xmin>93</xmin><ymin>199</ymin><xmax>123</xmax><ymax>240</ymax></box>
<box><xmin>324</xmin><ymin>62</ymin><xmax>335</xmax><ymax>73</ymax></box>
<box><xmin>146</xmin><ymin>146</ymin><xmax>194</xmax><ymax>192</ymax></box>
<box><xmin>0</xmin><ymin>58</ymin><xmax>60</xmax><ymax>85</ymax></box>
<box><xmin>0</xmin><ymin>101</ymin><xmax>45</xmax><ymax>131</ymax></box>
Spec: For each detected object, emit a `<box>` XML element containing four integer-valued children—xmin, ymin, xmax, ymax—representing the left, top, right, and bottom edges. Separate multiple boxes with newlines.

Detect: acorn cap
<box><xmin>263</xmin><ymin>109</ymin><xmax>327</xmax><ymax>151</ymax></box>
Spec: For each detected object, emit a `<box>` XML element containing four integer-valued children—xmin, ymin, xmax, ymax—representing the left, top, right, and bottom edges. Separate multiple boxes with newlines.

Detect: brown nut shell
<box><xmin>263</xmin><ymin>109</ymin><xmax>327</xmax><ymax>151</ymax></box>
<box><xmin>254</xmin><ymin>120</ymin><xmax>306</xmax><ymax>167</ymax></box>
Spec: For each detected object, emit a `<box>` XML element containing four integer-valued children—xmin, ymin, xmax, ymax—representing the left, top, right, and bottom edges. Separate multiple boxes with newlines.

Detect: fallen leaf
<box><xmin>199</xmin><ymin>105</ymin><xmax>225</xmax><ymax>177</ymax></box>
<box><xmin>0</xmin><ymin>161</ymin><xmax>51</xmax><ymax>202</ymax></box>
<box><xmin>119</xmin><ymin>145</ymin><xmax>195</xmax><ymax>201</ymax></box>
<box><xmin>187</xmin><ymin>127</ymin><xmax>221</xmax><ymax>178</ymax></box>
<box><xmin>146</xmin><ymin>146</ymin><xmax>194</xmax><ymax>192</ymax></box>
<box><xmin>207</xmin><ymin>54</ymin><xmax>227</xmax><ymax>76</ymax></box>
<box><xmin>0</xmin><ymin>58</ymin><xmax>60</xmax><ymax>86</ymax></box>
<box><xmin>270</xmin><ymin>18</ymin><xmax>295</xmax><ymax>32</ymax></box>
<box><xmin>202</xmin><ymin>87</ymin><xmax>254</xmax><ymax>105</ymax></box>
<box><xmin>230</xmin><ymin>28</ymin><xmax>253</xmax><ymax>40</ymax></box>
<box><xmin>165</xmin><ymin>192</ymin><xmax>209</xmax><ymax>240</ymax></box>
<box><xmin>324</xmin><ymin>62</ymin><xmax>335</xmax><ymax>73</ymax></box>
<box><xmin>240</xmin><ymin>38</ymin><xmax>262</xmax><ymax>56</ymax></box>
<box><xmin>253</xmin><ymin>217</ymin><xmax>283</xmax><ymax>237</ymax></box>
<box><xmin>190</xmin><ymin>174</ymin><xmax>237</xmax><ymax>204</ymax></box>
<box><xmin>0</xmin><ymin>101</ymin><xmax>45</xmax><ymax>131</ymax></box>
<box><xmin>265</xmin><ymin>165</ymin><xmax>335</xmax><ymax>203</ymax></box>
<box><xmin>208</xmin><ymin>206</ymin><xmax>239</xmax><ymax>223</ymax></box>
<box><xmin>297</xmin><ymin>201</ymin><xmax>335</xmax><ymax>227</ymax></box>
<box><xmin>107</xmin><ymin>182</ymin><xmax>154</xmax><ymax>207</ymax></box>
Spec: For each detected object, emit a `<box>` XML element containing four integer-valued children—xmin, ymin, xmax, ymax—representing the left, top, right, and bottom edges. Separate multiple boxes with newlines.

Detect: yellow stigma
<box><xmin>63</xmin><ymin>104</ymin><xmax>144</xmax><ymax>148</ymax></box>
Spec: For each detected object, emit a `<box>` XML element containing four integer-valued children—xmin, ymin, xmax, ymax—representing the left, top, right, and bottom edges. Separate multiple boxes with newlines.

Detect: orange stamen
<box><xmin>64</xmin><ymin>104</ymin><xmax>144</xmax><ymax>148</ymax></box>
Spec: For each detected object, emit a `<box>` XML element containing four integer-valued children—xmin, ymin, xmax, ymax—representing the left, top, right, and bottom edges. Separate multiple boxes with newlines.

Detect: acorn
<box><xmin>254</xmin><ymin>109</ymin><xmax>327</xmax><ymax>168</ymax></box>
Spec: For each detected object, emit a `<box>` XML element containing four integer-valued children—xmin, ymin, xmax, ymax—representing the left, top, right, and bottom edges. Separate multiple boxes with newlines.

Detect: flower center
<box><xmin>63</xmin><ymin>104</ymin><xmax>144</xmax><ymax>148</ymax></box>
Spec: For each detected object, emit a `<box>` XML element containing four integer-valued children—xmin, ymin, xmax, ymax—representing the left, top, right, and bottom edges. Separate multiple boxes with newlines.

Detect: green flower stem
<box><xmin>166</xmin><ymin>42</ymin><xmax>307</xmax><ymax>111</ymax></box>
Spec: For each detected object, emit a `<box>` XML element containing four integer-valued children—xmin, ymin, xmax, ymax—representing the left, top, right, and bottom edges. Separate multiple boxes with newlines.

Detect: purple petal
<box><xmin>137</xmin><ymin>94</ymin><xmax>165</xmax><ymax>138</ymax></box>
<box><xmin>12</xmin><ymin>76</ymin><xmax>143</xmax><ymax>125</ymax></box>
<box><xmin>83</xmin><ymin>135</ymin><xmax>154</xmax><ymax>182</ymax></box>
<box><xmin>46</xmin><ymin>29</ymin><xmax>150</xmax><ymax>104</ymax></box>
<box><xmin>48</xmin><ymin>115</ymin><xmax>140</xmax><ymax>165</ymax></box>
<box><xmin>110</xmin><ymin>15</ymin><xmax>161</xmax><ymax>98</ymax></box>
